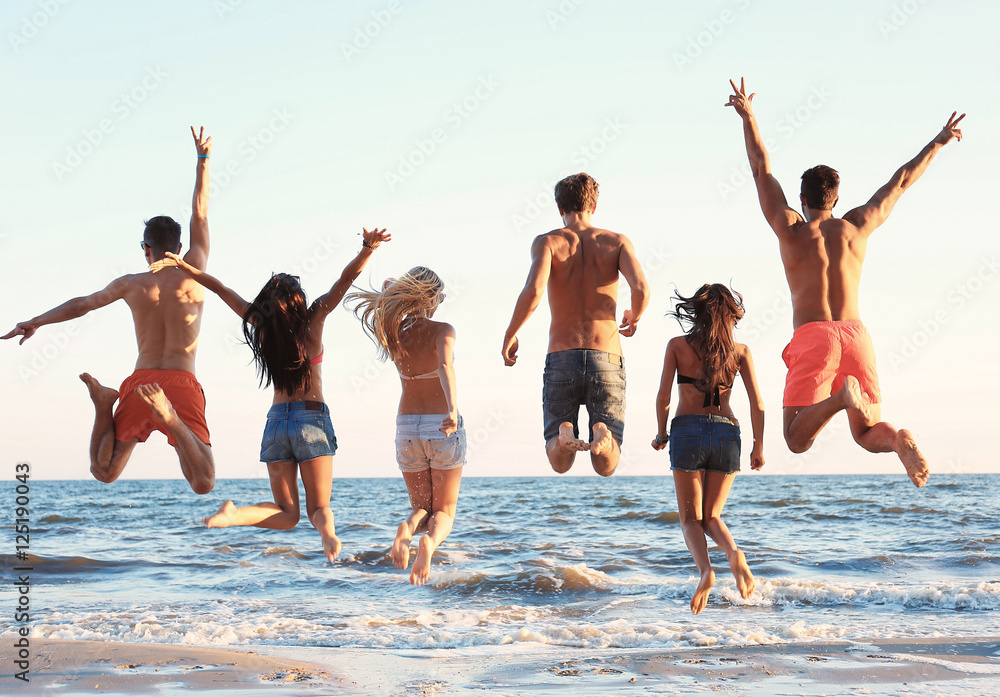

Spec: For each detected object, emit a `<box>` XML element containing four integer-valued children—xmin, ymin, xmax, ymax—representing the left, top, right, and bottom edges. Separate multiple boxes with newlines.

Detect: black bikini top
<box><xmin>677</xmin><ymin>374</ymin><xmax>733</xmax><ymax>408</ymax></box>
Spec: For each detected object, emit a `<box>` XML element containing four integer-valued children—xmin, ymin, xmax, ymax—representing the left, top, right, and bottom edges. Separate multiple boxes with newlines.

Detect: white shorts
<box><xmin>395</xmin><ymin>414</ymin><xmax>467</xmax><ymax>473</ymax></box>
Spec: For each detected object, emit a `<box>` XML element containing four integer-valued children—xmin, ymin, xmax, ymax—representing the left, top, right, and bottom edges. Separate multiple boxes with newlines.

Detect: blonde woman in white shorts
<box><xmin>347</xmin><ymin>267</ymin><xmax>464</xmax><ymax>585</ymax></box>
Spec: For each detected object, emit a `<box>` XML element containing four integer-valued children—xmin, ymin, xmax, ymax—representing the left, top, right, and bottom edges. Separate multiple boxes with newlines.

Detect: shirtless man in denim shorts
<box><xmin>502</xmin><ymin>173</ymin><xmax>650</xmax><ymax>476</ymax></box>
<box><xmin>727</xmin><ymin>77</ymin><xmax>965</xmax><ymax>487</ymax></box>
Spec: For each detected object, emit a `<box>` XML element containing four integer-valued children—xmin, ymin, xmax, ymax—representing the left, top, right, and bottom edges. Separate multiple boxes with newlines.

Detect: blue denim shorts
<box><xmin>395</xmin><ymin>414</ymin><xmax>467</xmax><ymax>473</ymax></box>
<box><xmin>669</xmin><ymin>414</ymin><xmax>741</xmax><ymax>474</ymax></box>
<box><xmin>542</xmin><ymin>349</ymin><xmax>626</xmax><ymax>445</ymax></box>
<box><xmin>259</xmin><ymin>401</ymin><xmax>338</xmax><ymax>464</ymax></box>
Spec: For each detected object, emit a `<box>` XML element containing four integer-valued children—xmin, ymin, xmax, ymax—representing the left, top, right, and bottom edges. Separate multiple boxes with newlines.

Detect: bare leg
<box><xmin>80</xmin><ymin>373</ymin><xmax>140</xmax><ymax>483</ymax></box>
<box><xmin>545</xmin><ymin>422</ymin><xmax>589</xmax><ymax>474</ymax></box>
<box><xmin>392</xmin><ymin>508</ymin><xmax>430</xmax><ymax>570</ymax></box>
<box><xmin>396</xmin><ymin>470</ymin><xmax>433</xmax><ymax>570</ymax></box>
<box><xmin>783</xmin><ymin>376</ymin><xmax>871</xmax><ymax>454</ymax></box>
<box><xmin>847</xmin><ymin>405</ymin><xmax>929</xmax><ymax>488</ymax></box>
<box><xmin>589</xmin><ymin>422</ymin><xmax>620</xmax><ymax>477</ymax></box>
<box><xmin>299</xmin><ymin>456</ymin><xmax>341</xmax><ymax>561</ymax></box>
<box><xmin>702</xmin><ymin>472</ymin><xmax>754</xmax><ymax>599</ymax></box>
<box><xmin>672</xmin><ymin>471</ymin><xmax>714</xmax><ymax>614</ymax></box>
<box><xmin>203</xmin><ymin>461</ymin><xmax>301</xmax><ymax>529</ymax></box>
<box><xmin>134</xmin><ymin>383</ymin><xmax>215</xmax><ymax>494</ymax></box>
<box><xmin>410</xmin><ymin>467</ymin><xmax>463</xmax><ymax>586</ymax></box>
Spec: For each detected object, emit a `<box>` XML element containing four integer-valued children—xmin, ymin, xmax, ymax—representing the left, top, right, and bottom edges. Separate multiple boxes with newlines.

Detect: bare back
<box><xmin>123</xmin><ymin>269</ymin><xmax>206</xmax><ymax>373</ymax></box>
<box><xmin>393</xmin><ymin>317</ymin><xmax>455</xmax><ymax>416</ymax></box>
<box><xmin>544</xmin><ymin>226</ymin><xmax>626</xmax><ymax>355</ymax></box>
<box><xmin>669</xmin><ymin>337</ymin><xmax>744</xmax><ymax>422</ymax></box>
<box><xmin>778</xmin><ymin>216</ymin><xmax>869</xmax><ymax>329</ymax></box>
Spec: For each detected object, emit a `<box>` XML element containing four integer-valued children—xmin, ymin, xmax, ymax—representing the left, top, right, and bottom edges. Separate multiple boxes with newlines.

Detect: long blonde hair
<box><xmin>345</xmin><ymin>266</ymin><xmax>444</xmax><ymax>361</ymax></box>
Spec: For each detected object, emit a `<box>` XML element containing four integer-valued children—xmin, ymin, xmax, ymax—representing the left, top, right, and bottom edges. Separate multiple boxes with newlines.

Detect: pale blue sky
<box><xmin>2</xmin><ymin>0</ymin><xmax>997</xmax><ymax>480</ymax></box>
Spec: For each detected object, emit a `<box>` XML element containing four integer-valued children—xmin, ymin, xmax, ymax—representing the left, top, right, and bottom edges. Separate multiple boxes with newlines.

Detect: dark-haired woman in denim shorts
<box><xmin>651</xmin><ymin>284</ymin><xmax>765</xmax><ymax>614</ymax></box>
<box><xmin>153</xmin><ymin>228</ymin><xmax>391</xmax><ymax>564</ymax></box>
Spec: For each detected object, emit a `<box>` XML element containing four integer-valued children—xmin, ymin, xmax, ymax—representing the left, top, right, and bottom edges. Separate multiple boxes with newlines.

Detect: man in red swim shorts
<box><xmin>3</xmin><ymin>128</ymin><xmax>217</xmax><ymax>494</ymax></box>
<box><xmin>727</xmin><ymin>77</ymin><xmax>966</xmax><ymax>488</ymax></box>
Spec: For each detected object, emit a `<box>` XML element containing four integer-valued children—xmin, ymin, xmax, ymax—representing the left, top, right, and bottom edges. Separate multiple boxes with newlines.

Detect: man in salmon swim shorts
<box><xmin>727</xmin><ymin>77</ymin><xmax>966</xmax><ymax>488</ymax></box>
<box><xmin>2</xmin><ymin>128</ymin><xmax>216</xmax><ymax>494</ymax></box>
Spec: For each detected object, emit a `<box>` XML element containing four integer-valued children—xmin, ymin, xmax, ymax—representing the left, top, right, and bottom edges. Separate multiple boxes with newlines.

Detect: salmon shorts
<box><xmin>781</xmin><ymin>320</ymin><xmax>881</xmax><ymax>408</ymax></box>
<box><xmin>113</xmin><ymin>369</ymin><xmax>211</xmax><ymax>446</ymax></box>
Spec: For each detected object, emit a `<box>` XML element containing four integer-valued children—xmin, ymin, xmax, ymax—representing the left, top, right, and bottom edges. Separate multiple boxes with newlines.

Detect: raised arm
<box><xmin>651</xmin><ymin>339</ymin><xmax>678</xmax><ymax>451</ymax></box>
<box><xmin>150</xmin><ymin>252</ymin><xmax>250</xmax><ymax>318</ymax></box>
<box><xmin>2</xmin><ymin>277</ymin><xmax>130</xmax><ymax>344</ymax></box>
<box><xmin>726</xmin><ymin>77</ymin><xmax>802</xmax><ymax>235</ymax></box>
<box><xmin>843</xmin><ymin>111</ymin><xmax>965</xmax><ymax>235</ymax></box>
<box><xmin>617</xmin><ymin>236</ymin><xmax>650</xmax><ymax>337</ymax></box>
<box><xmin>184</xmin><ymin>126</ymin><xmax>212</xmax><ymax>271</ymax></box>
<box><xmin>502</xmin><ymin>236</ymin><xmax>552</xmax><ymax>366</ymax></box>
<box><xmin>311</xmin><ymin>228</ymin><xmax>391</xmax><ymax>319</ymax></box>
<box><xmin>738</xmin><ymin>344</ymin><xmax>765</xmax><ymax>470</ymax></box>
<box><xmin>435</xmin><ymin>324</ymin><xmax>459</xmax><ymax>436</ymax></box>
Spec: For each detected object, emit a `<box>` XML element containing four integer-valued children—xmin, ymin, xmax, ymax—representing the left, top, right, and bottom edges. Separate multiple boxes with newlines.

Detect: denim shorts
<box><xmin>542</xmin><ymin>349</ymin><xmax>626</xmax><ymax>445</ymax></box>
<box><xmin>395</xmin><ymin>414</ymin><xmax>467</xmax><ymax>473</ymax></box>
<box><xmin>669</xmin><ymin>414</ymin><xmax>741</xmax><ymax>474</ymax></box>
<box><xmin>259</xmin><ymin>401</ymin><xmax>338</xmax><ymax>464</ymax></box>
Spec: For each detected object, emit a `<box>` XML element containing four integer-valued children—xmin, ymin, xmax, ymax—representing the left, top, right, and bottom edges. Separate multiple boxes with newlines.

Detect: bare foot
<box><xmin>410</xmin><ymin>535</ymin><xmax>437</xmax><ymax>586</ymax></box>
<box><xmin>309</xmin><ymin>507</ymin><xmax>342</xmax><ymax>562</ymax></box>
<box><xmin>80</xmin><ymin>373</ymin><xmax>119</xmax><ymax>408</ymax></box>
<box><xmin>691</xmin><ymin>569</ymin><xmax>715</xmax><ymax>614</ymax></box>
<box><xmin>557</xmin><ymin>422</ymin><xmax>590</xmax><ymax>453</ymax></box>
<box><xmin>134</xmin><ymin>383</ymin><xmax>178</xmax><ymax>428</ymax></box>
<box><xmin>839</xmin><ymin>376</ymin><xmax>872</xmax><ymax>423</ymax></box>
<box><xmin>727</xmin><ymin>549</ymin><xmax>755</xmax><ymax>599</ymax></box>
<box><xmin>392</xmin><ymin>522</ymin><xmax>413</xmax><ymax>570</ymax></box>
<box><xmin>204</xmin><ymin>500</ymin><xmax>236</xmax><ymax>528</ymax></box>
<box><xmin>322</xmin><ymin>534</ymin><xmax>342</xmax><ymax>563</ymax></box>
<box><xmin>895</xmin><ymin>429</ymin><xmax>929</xmax><ymax>488</ymax></box>
<box><xmin>590</xmin><ymin>422</ymin><xmax>614</xmax><ymax>458</ymax></box>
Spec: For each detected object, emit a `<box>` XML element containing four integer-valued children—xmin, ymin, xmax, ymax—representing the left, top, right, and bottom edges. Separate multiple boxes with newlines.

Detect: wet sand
<box><xmin>4</xmin><ymin>636</ymin><xmax>999</xmax><ymax>695</ymax></box>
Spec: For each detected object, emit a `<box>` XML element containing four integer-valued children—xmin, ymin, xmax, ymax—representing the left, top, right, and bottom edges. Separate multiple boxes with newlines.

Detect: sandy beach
<box><xmin>4</xmin><ymin>637</ymin><xmax>999</xmax><ymax>695</ymax></box>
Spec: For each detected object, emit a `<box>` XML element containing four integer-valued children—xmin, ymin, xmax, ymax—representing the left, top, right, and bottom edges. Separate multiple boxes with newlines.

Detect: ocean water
<box><xmin>3</xmin><ymin>474</ymin><xmax>1000</xmax><ymax>652</ymax></box>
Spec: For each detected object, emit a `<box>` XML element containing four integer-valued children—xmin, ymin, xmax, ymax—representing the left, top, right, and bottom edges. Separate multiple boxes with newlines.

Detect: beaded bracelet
<box><xmin>654</xmin><ymin>434</ymin><xmax>669</xmax><ymax>445</ymax></box>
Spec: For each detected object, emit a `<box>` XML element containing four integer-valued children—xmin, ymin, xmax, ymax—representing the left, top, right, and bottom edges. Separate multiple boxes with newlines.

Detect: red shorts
<box><xmin>781</xmin><ymin>320</ymin><xmax>881</xmax><ymax>408</ymax></box>
<box><xmin>114</xmin><ymin>369</ymin><xmax>211</xmax><ymax>446</ymax></box>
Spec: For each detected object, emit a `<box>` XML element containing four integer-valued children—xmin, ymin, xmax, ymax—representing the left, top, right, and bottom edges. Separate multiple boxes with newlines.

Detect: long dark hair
<box><xmin>242</xmin><ymin>273</ymin><xmax>311</xmax><ymax>396</ymax></box>
<box><xmin>671</xmin><ymin>283</ymin><xmax>744</xmax><ymax>393</ymax></box>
